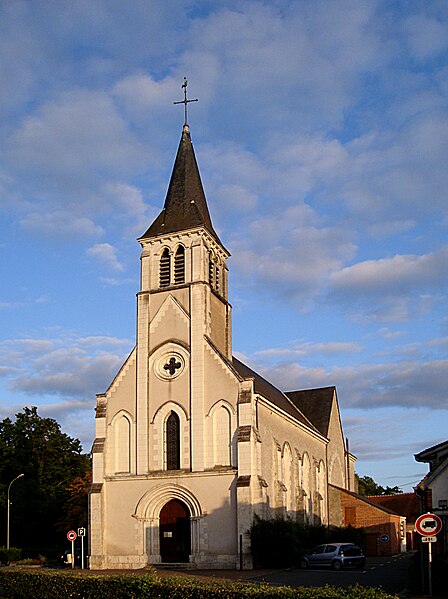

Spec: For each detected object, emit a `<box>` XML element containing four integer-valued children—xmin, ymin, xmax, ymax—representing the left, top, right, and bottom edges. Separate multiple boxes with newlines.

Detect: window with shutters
<box><xmin>166</xmin><ymin>411</ymin><xmax>180</xmax><ymax>470</ymax></box>
<box><xmin>208</xmin><ymin>253</ymin><xmax>215</xmax><ymax>287</ymax></box>
<box><xmin>174</xmin><ymin>245</ymin><xmax>185</xmax><ymax>284</ymax></box>
<box><xmin>159</xmin><ymin>248</ymin><xmax>171</xmax><ymax>287</ymax></box>
<box><xmin>215</xmin><ymin>265</ymin><xmax>220</xmax><ymax>293</ymax></box>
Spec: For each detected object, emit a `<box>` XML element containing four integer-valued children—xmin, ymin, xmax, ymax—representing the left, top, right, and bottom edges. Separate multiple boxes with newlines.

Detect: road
<box><xmin>247</xmin><ymin>554</ymin><xmax>411</xmax><ymax>596</ymax></box>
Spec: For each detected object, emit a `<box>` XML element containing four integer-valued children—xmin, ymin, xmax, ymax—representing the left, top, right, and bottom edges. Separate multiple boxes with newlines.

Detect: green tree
<box><xmin>0</xmin><ymin>407</ymin><xmax>91</xmax><ymax>553</ymax></box>
<box><xmin>356</xmin><ymin>474</ymin><xmax>402</xmax><ymax>496</ymax></box>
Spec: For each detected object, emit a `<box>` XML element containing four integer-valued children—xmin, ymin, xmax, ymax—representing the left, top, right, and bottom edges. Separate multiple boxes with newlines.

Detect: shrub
<box><xmin>0</xmin><ymin>570</ymin><xmax>399</xmax><ymax>599</ymax></box>
<box><xmin>0</xmin><ymin>547</ymin><xmax>22</xmax><ymax>565</ymax></box>
<box><xmin>250</xmin><ymin>517</ymin><xmax>301</xmax><ymax>568</ymax></box>
<box><xmin>249</xmin><ymin>517</ymin><xmax>366</xmax><ymax>568</ymax></box>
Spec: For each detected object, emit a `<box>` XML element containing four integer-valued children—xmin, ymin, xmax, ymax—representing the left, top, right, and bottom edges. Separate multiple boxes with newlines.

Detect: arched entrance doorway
<box><xmin>159</xmin><ymin>499</ymin><xmax>191</xmax><ymax>562</ymax></box>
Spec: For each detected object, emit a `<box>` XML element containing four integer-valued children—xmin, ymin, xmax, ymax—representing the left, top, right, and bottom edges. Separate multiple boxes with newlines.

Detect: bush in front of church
<box><xmin>0</xmin><ymin>569</ymin><xmax>399</xmax><ymax>599</ymax></box>
<box><xmin>249</xmin><ymin>516</ymin><xmax>365</xmax><ymax>568</ymax></box>
<box><xmin>250</xmin><ymin>516</ymin><xmax>308</xmax><ymax>567</ymax></box>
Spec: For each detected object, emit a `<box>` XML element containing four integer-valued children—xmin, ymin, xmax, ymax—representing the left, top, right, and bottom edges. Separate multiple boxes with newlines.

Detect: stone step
<box><xmin>155</xmin><ymin>562</ymin><xmax>197</xmax><ymax>570</ymax></box>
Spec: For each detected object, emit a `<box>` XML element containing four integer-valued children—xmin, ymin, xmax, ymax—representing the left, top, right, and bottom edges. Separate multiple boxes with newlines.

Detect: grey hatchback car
<box><xmin>300</xmin><ymin>543</ymin><xmax>366</xmax><ymax>570</ymax></box>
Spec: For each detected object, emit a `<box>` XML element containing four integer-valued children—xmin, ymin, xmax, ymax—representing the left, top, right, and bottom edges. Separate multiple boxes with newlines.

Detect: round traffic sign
<box><xmin>380</xmin><ymin>534</ymin><xmax>390</xmax><ymax>543</ymax></box>
<box><xmin>67</xmin><ymin>530</ymin><xmax>77</xmax><ymax>542</ymax></box>
<box><xmin>415</xmin><ymin>513</ymin><xmax>442</xmax><ymax>536</ymax></box>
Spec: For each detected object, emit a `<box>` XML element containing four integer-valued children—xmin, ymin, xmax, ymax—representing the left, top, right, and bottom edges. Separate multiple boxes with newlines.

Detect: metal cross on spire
<box><xmin>173</xmin><ymin>77</ymin><xmax>198</xmax><ymax>125</ymax></box>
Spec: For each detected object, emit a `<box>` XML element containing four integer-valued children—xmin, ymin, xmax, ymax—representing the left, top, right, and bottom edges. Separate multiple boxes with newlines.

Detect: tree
<box><xmin>0</xmin><ymin>407</ymin><xmax>91</xmax><ymax>553</ymax></box>
<box><xmin>356</xmin><ymin>474</ymin><xmax>402</xmax><ymax>496</ymax></box>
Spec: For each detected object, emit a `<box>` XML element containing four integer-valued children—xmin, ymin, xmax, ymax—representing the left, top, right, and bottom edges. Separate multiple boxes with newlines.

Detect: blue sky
<box><xmin>1</xmin><ymin>0</ymin><xmax>447</xmax><ymax>493</ymax></box>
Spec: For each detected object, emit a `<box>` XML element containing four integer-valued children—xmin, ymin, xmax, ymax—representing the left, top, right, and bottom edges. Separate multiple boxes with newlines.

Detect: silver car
<box><xmin>300</xmin><ymin>542</ymin><xmax>366</xmax><ymax>570</ymax></box>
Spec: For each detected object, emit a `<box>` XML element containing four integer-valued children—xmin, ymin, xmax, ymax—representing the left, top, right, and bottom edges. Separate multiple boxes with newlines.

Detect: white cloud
<box><xmin>86</xmin><ymin>243</ymin><xmax>124</xmax><ymax>271</ymax></box>
<box><xmin>231</xmin><ymin>204</ymin><xmax>356</xmax><ymax>306</ymax></box>
<box><xmin>254</xmin><ymin>357</ymin><xmax>448</xmax><ymax>410</ymax></box>
<box><xmin>330</xmin><ymin>246</ymin><xmax>448</xmax><ymax>298</ymax></box>
<box><xmin>113</xmin><ymin>74</ymin><xmax>180</xmax><ymax>124</ymax></box>
<box><xmin>5</xmin><ymin>89</ymin><xmax>148</xmax><ymax>204</ymax></box>
<box><xmin>188</xmin><ymin>1</ymin><xmax>382</xmax><ymax>132</ymax></box>
<box><xmin>404</xmin><ymin>14</ymin><xmax>448</xmax><ymax>61</ymax></box>
<box><xmin>256</xmin><ymin>341</ymin><xmax>363</xmax><ymax>358</ymax></box>
<box><xmin>0</xmin><ymin>332</ymin><xmax>132</xmax><ymax>400</ymax></box>
<box><xmin>378</xmin><ymin>327</ymin><xmax>405</xmax><ymax>340</ymax></box>
<box><xmin>20</xmin><ymin>211</ymin><xmax>103</xmax><ymax>238</ymax></box>
<box><xmin>0</xmin><ymin>301</ymin><xmax>24</xmax><ymax>310</ymax></box>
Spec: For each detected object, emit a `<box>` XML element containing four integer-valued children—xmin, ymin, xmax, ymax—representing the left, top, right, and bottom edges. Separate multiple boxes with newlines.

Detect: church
<box><xmin>89</xmin><ymin>104</ymin><xmax>356</xmax><ymax>569</ymax></box>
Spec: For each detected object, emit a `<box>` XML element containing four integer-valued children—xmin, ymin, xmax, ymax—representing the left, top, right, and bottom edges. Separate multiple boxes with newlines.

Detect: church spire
<box><xmin>140</xmin><ymin>81</ymin><xmax>221</xmax><ymax>243</ymax></box>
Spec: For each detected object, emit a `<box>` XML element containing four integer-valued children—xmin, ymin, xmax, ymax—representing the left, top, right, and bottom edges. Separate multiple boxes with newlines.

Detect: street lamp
<box><xmin>7</xmin><ymin>473</ymin><xmax>25</xmax><ymax>550</ymax></box>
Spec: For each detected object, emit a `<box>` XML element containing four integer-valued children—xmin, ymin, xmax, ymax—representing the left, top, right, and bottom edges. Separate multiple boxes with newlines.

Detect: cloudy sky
<box><xmin>1</xmin><ymin>0</ymin><xmax>447</xmax><ymax>492</ymax></box>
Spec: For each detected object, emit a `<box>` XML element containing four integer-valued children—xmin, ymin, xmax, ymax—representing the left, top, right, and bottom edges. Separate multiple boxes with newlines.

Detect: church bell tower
<box><xmin>134</xmin><ymin>114</ymin><xmax>232</xmax><ymax>474</ymax></box>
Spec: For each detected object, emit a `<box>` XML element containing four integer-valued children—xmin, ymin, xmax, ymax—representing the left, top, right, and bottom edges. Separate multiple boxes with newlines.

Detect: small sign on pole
<box><xmin>78</xmin><ymin>527</ymin><xmax>86</xmax><ymax>569</ymax></box>
<box><xmin>67</xmin><ymin>531</ymin><xmax>77</xmax><ymax>569</ymax></box>
<box><xmin>415</xmin><ymin>513</ymin><xmax>443</xmax><ymax>596</ymax></box>
<box><xmin>67</xmin><ymin>530</ymin><xmax>77</xmax><ymax>542</ymax></box>
<box><xmin>415</xmin><ymin>513</ymin><xmax>442</xmax><ymax>536</ymax></box>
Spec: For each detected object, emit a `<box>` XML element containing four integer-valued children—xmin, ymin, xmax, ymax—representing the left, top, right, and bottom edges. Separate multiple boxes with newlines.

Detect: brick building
<box><xmin>329</xmin><ymin>485</ymin><xmax>405</xmax><ymax>556</ymax></box>
<box><xmin>368</xmin><ymin>493</ymin><xmax>420</xmax><ymax>550</ymax></box>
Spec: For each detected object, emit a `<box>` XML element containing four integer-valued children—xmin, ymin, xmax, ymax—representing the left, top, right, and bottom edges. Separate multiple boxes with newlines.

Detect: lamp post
<box><xmin>7</xmin><ymin>473</ymin><xmax>25</xmax><ymax>550</ymax></box>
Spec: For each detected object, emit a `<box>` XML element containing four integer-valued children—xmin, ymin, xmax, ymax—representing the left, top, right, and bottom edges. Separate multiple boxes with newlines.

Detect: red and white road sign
<box><xmin>415</xmin><ymin>513</ymin><xmax>442</xmax><ymax>536</ymax></box>
<box><xmin>67</xmin><ymin>530</ymin><xmax>77</xmax><ymax>542</ymax></box>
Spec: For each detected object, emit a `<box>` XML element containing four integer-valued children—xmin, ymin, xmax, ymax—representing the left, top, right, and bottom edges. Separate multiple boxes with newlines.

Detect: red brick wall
<box><xmin>339</xmin><ymin>491</ymin><xmax>401</xmax><ymax>556</ymax></box>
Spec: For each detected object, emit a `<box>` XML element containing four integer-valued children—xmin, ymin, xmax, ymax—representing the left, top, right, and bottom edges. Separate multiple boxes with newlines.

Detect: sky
<box><xmin>1</xmin><ymin>0</ymin><xmax>447</xmax><ymax>493</ymax></box>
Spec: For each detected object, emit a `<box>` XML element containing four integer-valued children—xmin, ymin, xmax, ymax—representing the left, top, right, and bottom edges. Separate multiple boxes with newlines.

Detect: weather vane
<box><xmin>173</xmin><ymin>77</ymin><xmax>198</xmax><ymax>125</ymax></box>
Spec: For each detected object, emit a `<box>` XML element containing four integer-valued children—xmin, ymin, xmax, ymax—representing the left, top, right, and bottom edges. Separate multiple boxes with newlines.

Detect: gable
<box><xmin>232</xmin><ymin>357</ymin><xmax>320</xmax><ymax>433</ymax></box>
<box><xmin>150</xmin><ymin>293</ymin><xmax>190</xmax><ymax>347</ymax></box>
<box><xmin>285</xmin><ymin>387</ymin><xmax>335</xmax><ymax>436</ymax></box>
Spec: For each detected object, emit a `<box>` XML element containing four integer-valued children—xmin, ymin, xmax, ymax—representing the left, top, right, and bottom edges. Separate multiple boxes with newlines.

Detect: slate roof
<box><xmin>140</xmin><ymin>124</ymin><xmax>221</xmax><ymax>243</ymax></box>
<box><xmin>285</xmin><ymin>387</ymin><xmax>335</xmax><ymax>437</ymax></box>
<box><xmin>232</xmin><ymin>357</ymin><xmax>321</xmax><ymax>435</ymax></box>
<box><xmin>367</xmin><ymin>493</ymin><xmax>420</xmax><ymax>520</ymax></box>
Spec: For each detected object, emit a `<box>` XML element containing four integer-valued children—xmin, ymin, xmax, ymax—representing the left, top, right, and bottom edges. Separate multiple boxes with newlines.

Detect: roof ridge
<box><xmin>232</xmin><ymin>357</ymin><xmax>321</xmax><ymax>436</ymax></box>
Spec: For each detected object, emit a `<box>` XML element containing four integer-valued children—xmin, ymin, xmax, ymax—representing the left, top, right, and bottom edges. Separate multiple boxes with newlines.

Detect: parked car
<box><xmin>300</xmin><ymin>543</ymin><xmax>366</xmax><ymax>570</ymax></box>
<box><xmin>60</xmin><ymin>548</ymin><xmax>82</xmax><ymax>568</ymax></box>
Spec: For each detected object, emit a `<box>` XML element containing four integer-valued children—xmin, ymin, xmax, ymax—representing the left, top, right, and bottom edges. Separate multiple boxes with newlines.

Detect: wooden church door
<box><xmin>159</xmin><ymin>499</ymin><xmax>191</xmax><ymax>562</ymax></box>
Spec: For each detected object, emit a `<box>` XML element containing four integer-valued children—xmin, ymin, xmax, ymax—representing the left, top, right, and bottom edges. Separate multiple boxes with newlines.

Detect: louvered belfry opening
<box><xmin>208</xmin><ymin>254</ymin><xmax>215</xmax><ymax>287</ymax></box>
<box><xmin>215</xmin><ymin>265</ymin><xmax>220</xmax><ymax>293</ymax></box>
<box><xmin>160</xmin><ymin>248</ymin><xmax>171</xmax><ymax>287</ymax></box>
<box><xmin>174</xmin><ymin>245</ymin><xmax>185</xmax><ymax>284</ymax></box>
<box><xmin>166</xmin><ymin>411</ymin><xmax>180</xmax><ymax>470</ymax></box>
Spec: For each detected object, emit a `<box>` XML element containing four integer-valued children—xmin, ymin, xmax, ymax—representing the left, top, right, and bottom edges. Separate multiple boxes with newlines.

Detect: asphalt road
<box><xmin>246</xmin><ymin>554</ymin><xmax>412</xmax><ymax>595</ymax></box>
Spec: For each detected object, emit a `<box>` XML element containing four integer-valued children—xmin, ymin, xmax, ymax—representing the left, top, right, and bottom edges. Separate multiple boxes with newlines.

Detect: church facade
<box><xmin>89</xmin><ymin>122</ymin><xmax>356</xmax><ymax>570</ymax></box>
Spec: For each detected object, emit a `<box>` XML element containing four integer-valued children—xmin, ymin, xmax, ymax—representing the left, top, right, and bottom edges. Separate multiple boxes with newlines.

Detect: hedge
<box><xmin>0</xmin><ymin>570</ymin><xmax>399</xmax><ymax>599</ymax></box>
<box><xmin>0</xmin><ymin>549</ymin><xmax>22</xmax><ymax>566</ymax></box>
<box><xmin>250</xmin><ymin>517</ymin><xmax>365</xmax><ymax>568</ymax></box>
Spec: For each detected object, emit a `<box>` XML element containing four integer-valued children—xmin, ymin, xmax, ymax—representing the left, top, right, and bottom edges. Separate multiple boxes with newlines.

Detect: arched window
<box><xmin>166</xmin><ymin>411</ymin><xmax>180</xmax><ymax>470</ymax></box>
<box><xmin>282</xmin><ymin>444</ymin><xmax>293</xmax><ymax>512</ymax></box>
<box><xmin>160</xmin><ymin>248</ymin><xmax>171</xmax><ymax>288</ymax></box>
<box><xmin>113</xmin><ymin>414</ymin><xmax>131</xmax><ymax>473</ymax></box>
<box><xmin>174</xmin><ymin>246</ymin><xmax>185</xmax><ymax>285</ymax></box>
<box><xmin>213</xmin><ymin>406</ymin><xmax>231</xmax><ymax>466</ymax></box>
<box><xmin>302</xmin><ymin>452</ymin><xmax>312</xmax><ymax>520</ymax></box>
